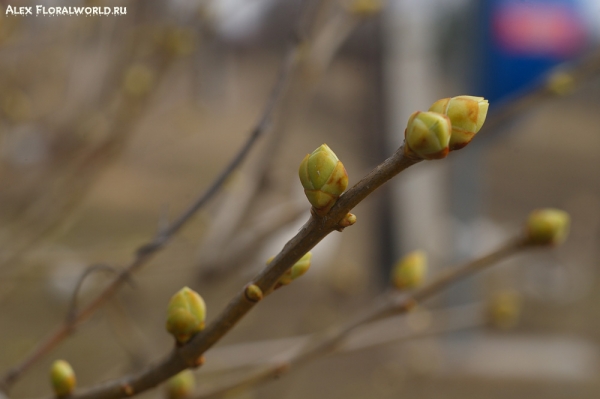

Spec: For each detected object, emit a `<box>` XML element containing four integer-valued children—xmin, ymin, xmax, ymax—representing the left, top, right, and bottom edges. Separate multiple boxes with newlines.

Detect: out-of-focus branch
<box><xmin>192</xmin><ymin>237</ymin><xmax>529</xmax><ymax>398</ymax></box>
<box><xmin>485</xmin><ymin>48</ymin><xmax>600</xmax><ymax>132</ymax></box>
<box><xmin>0</xmin><ymin>2</ymin><xmax>314</xmax><ymax>390</ymax></box>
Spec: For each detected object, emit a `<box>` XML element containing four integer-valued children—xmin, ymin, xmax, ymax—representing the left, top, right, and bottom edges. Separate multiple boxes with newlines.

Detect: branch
<box><xmin>193</xmin><ymin>237</ymin><xmax>529</xmax><ymax>398</ymax></box>
<box><xmin>23</xmin><ymin>143</ymin><xmax>422</xmax><ymax>399</ymax></box>
<box><xmin>0</xmin><ymin>8</ymin><xmax>308</xmax><ymax>392</ymax></box>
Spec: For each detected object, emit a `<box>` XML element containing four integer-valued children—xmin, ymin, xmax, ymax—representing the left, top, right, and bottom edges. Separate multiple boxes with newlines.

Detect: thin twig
<box><xmin>0</xmin><ymin>4</ymin><xmax>311</xmax><ymax>391</ymax></box>
<box><xmin>193</xmin><ymin>237</ymin><xmax>528</xmax><ymax>398</ymax></box>
<box><xmin>24</xmin><ymin>143</ymin><xmax>423</xmax><ymax>399</ymax></box>
<box><xmin>66</xmin><ymin>264</ymin><xmax>135</xmax><ymax>324</ymax></box>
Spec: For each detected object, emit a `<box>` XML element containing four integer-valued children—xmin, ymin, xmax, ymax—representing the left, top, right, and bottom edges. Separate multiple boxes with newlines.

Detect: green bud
<box><xmin>404</xmin><ymin>111</ymin><xmax>451</xmax><ymax>160</ymax></box>
<box><xmin>50</xmin><ymin>360</ymin><xmax>76</xmax><ymax>397</ymax></box>
<box><xmin>429</xmin><ymin>95</ymin><xmax>489</xmax><ymax>150</ymax></box>
<box><xmin>123</xmin><ymin>64</ymin><xmax>155</xmax><ymax>98</ymax></box>
<box><xmin>165</xmin><ymin>370</ymin><xmax>195</xmax><ymax>399</ymax></box>
<box><xmin>547</xmin><ymin>72</ymin><xmax>574</xmax><ymax>96</ymax></box>
<box><xmin>269</xmin><ymin>252</ymin><xmax>312</xmax><ymax>287</ymax></box>
<box><xmin>526</xmin><ymin>208</ymin><xmax>570</xmax><ymax>246</ymax></box>
<box><xmin>299</xmin><ymin>144</ymin><xmax>348</xmax><ymax>216</ymax></box>
<box><xmin>391</xmin><ymin>250</ymin><xmax>427</xmax><ymax>290</ymax></box>
<box><xmin>487</xmin><ymin>291</ymin><xmax>521</xmax><ymax>330</ymax></box>
<box><xmin>347</xmin><ymin>0</ymin><xmax>384</xmax><ymax>17</ymax></box>
<box><xmin>166</xmin><ymin>287</ymin><xmax>206</xmax><ymax>344</ymax></box>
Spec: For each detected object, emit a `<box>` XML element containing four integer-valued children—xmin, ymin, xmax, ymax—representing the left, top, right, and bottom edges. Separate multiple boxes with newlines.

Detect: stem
<box><xmin>193</xmin><ymin>237</ymin><xmax>529</xmax><ymax>399</ymax></box>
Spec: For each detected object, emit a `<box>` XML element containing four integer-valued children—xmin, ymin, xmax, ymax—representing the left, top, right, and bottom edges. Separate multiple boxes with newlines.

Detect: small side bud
<box><xmin>429</xmin><ymin>95</ymin><xmax>489</xmax><ymax>150</ymax></box>
<box><xmin>166</xmin><ymin>287</ymin><xmax>206</xmax><ymax>345</ymax></box>
<box><xmin>547</xmin><ymin>72</ymin><xmax>574</xmax><ymax>96</ymax></box>
<box><xmin>347</xmin><ymin>0</ymin><xmax>384</xmax><ymax>17</ymax></box>
<box><xmin>123</xmin><ymin>64</ymin><xmax>156</xmax><ymax>98</ymax></box>
<box><xmin>404</xmin><ymin>111</ymin><xmax>451</xmax><ymax>160</ymax></box>
<box><xmin>277</xmin><ymin>252</ymin><xmax>313</xmax><ymax>287</ymax></box>
<box><xmin>525</xmin><ymin>208</ymin><xmax>570</xmax><ymax>246</ymax></box>
<box><xmin>245</xmin><ymin>284</ymin><xmax>264</xmax><ymax>302</ymax></box>
<box><xmin>487</xmin><ymin>291</ymin><xmax>521</xmax><ymax>330</ymax></box>
<box><xmin>391</xmin><ymin>250</ymin><xmax>427</xmax><ymax>290</ymax></box>
<box><xmin>299</xmin><ymin>144</ymin><xmax>349</xmax><ymax>216</ymax></box>
<box><xmin>337</xmin><ymin>213</ymin><xmax>357</xmax><ymax>231</ymax></box>
<box><xmin>50</xmin><ymin>360</ymin><xmax>76</xmax><ymax>397</ymax></box>
<box><xmin>165</xmin><ymin>370</ymin><xmax>195</xmax><ymax>399</ymax></box>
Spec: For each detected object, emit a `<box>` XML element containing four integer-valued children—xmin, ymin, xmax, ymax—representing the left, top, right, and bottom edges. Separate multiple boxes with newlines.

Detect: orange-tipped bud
<box><xmin>50</xmin><ymin>360</ymin><xmax>76</xmax><ymax>397</ymax></box>
<box><xmin>429</xmin><ymin>95</ymin><xmax>489</xmax><ymax>150</ymax></box>
<box><xmin>404</xmin><ymin>111</ymin><xmax>451</xmax><ymax>160</ymax></box>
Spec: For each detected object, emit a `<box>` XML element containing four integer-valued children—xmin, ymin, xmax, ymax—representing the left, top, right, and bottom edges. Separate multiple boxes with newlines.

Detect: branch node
<box><xmin>336</xmin><ymin>213</ymin><xmax>357</xmax><ymax>232</ymax></box>
<box><xmin>188</xmin><ymin>355</ymin><xmax>205</xmax><ymax>369</ymax></box>
<box><xmin>121</xmin><ymin>384</ymin><xmax>134</xmax><ymax>397</ymax></box>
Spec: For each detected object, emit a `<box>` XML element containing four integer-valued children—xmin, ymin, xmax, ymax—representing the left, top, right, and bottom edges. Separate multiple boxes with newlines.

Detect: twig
<box><xmin>22</xmin><ymin>143</ymin><xmax>423</xmax><ymax>399</ymax></box>
<box><xmin>197</xmin><ymin>302</ymin><xmax>484</xmax><ymax>374</ymax></box>
<box><xmin>66</xmin><ymin>264</ymin><xmax>135</xmax><ymax>324</ymax></box>
<box><xmin>0</xmin><ymin>4</ymin><xmax>310</xmax><ymax>391</ymax></box>
<box><xmin>485</xmin><ymin>48</ymin><xmax>600</xmax><ymax>132</ymax></box>
<box><xmin>193</xmin><ymin>237</ymin><xmax>528</xmax><ymax>398</ymax></box>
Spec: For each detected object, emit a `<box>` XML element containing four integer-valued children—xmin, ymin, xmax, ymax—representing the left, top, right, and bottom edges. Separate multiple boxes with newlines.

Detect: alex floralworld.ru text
<box><xmin>5</xmin><ymin>5</ymin><xmax>127</xmax><ymax>16</ymax></box>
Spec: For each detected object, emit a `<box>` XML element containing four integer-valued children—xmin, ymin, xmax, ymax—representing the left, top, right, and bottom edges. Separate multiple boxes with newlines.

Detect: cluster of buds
<box><xmin>267</xmin><ymin>252</ymin><xmax>313</xmax><ymax>290</ymax></box>
<box><xmin>50</xmin><ymin>360</ymin><xmax>76</xmax><ymax>397</ymax></box>
<box><xmin>404</xmin><ymin>95</ymin><xmax>489</xmax><ymax>159</ymax></box>
<box><xmin>391</xmin><ymin>250</ymin><xmax>427</xmax><ymax>290</ymax></box>
<box><xmin>166</xmin><ymin>287</ymin><xmax>206</xmax><ymax>345</ymax></box>
<box><xmin>525</xmin><ymin>208</ymin><xmax>570</xmax><ymax>246</ymax></box>
<box><xmin>299</xmin><ymin>144</ymin><xmax>348</xmax><ymax>216</ymax></box>
<box><xmin>165</xmin><ymin>370</ymin><xmax>196</xmax><ymax>399</ymax></box>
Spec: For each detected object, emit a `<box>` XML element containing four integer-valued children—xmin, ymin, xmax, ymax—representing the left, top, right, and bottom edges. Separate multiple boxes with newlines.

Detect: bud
<box><xmin>165</xmin><ymin>370</ymin><xmax>195</xmax><ymax>399</ymax></box>
<box><xmin>487</xmin><ymin>291</ymin><xmax>521</xmax><ymax>330</ymax></box>
<box><xmin>404</xmin><ymin>111</ymin><xmax>451</xmax><ymax>160</ymax></box>
<box><xmin>50</xmin><ymin>360</ymin><xmax>76</xmax><ymax>397</ymax></box>
<box><xmin>166</xmin><ymin>287</ymin><xmax>206</xmax><ymax>344</ymax></box>
<box><xmin>347</xmin><ymin>0</ymin><xmax>384</xmax><ymax>17</ymax></box>
<box><xmin>269</xmin><ymin>252</ymin><xmax>313</xmax><ymax>287</ymax></box>
<box><xmin>123</xmin><ymin>64</ymin><xmax>155</xmax><ymax>98</ymax></box>
<box><xmin>391</xmin><ymin>250</ymin><xmax>427</xmax><ymax>290</ymax></box>
<box><xmin>526</xmin><ymin>208</ymin><xmax>570</xmax><ymax>246</ymax></box>
<box><xmin>299</xmin><ymin>144</ymin><xmax>348</xmax><ymax>216</ymax></box>
<box><xmin>547</xmin><ymin>72</ymin><xmax>574</xmax><ymax>96</ymax></box>
<box><xmin>429</xmin><ymin>95</ymin><xmax>489</xmax><ymax>150</ymax></box>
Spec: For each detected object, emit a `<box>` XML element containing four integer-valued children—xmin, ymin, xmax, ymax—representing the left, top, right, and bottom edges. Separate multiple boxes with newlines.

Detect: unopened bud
<box><xmin>50</xmin><ymin>360</ymin><xmax>76</xmax><ymax>397</ymax></box>
<box><xmin>487</xmin><ymin>291</ymin><xmax>521</xmax><ymax>330</ymax></box>
<box><xmin>525</xmin><ymin>208</ymin><xmax>570</xmax><ymax>246</ymax></box>
<box><xmin>429</xmin><ymin>95</ymin><xmax>489</xmax><ymax>150</ymax></box>
<box><xmin>391</xmin><ymin>250</ymin><xmax>427</xmax><ymax>290</ymax></box>
<box><xmin>299</xmin><ymin>144</ymin><xmax>348</xmax><ymax>216</ymax></box>
<box><xmin>166</xmin><ymin>287</ymin><xmax>206</xmax><ymax>344</ymax></box>
<box><xmin>404</xmin><ymin>111</ymin><xmax>451</xmax><ymax>160</ymax></box>
<box><xmin>347</xmin><ymin>0</ymin><xmax>384</xmax><ymax>17</ymax></box>
<box><xmin>273</xmin><ymin>252</ymin><xmax>312</xmax><ymax>287</ymax></box>
<box><xmin>547</xmin><ymin>72</ymin><xmax>574</xmax><ymax>96</ymax></box>
<box><xmin>165</xmin><ymin>370</ymin><xmax>195</xmax><ymax>399</ymax></box>
<box><xmin>123</xmin><ymin>64</ymin><xmax>155</xmax><ymax>98</ymax></box>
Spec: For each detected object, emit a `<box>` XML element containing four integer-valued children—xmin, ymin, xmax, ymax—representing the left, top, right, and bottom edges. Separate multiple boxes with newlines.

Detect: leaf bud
<box><xmin>299</xmin><ymin>144</ymin><xmax>348</xmax><ymax>216</ymax></box>
<box><xmin>347</xmin><ymin>0</ymin><xmax>384</xmax><ymax>17</ymax></box>
<box><xmin>166</xmin><ymin>287</ymin><xmax>206</xmax><ymax>344</ymax></box>
<box><xmin>525</xmin><ymin>208</ymin><xmax>570</xmax><ymax>246</ymax></box>
<box><xmin>165</xmin><ymin>370</ymin><xmax>195</xmax><ymax>399</ymax></box>
<box><xmin>391</xmin><ymin>250</ymin><xmax>427</xmax><ymax>290</ymax></box>
<box><xmin>404</xmin><ymin>111</ymin><xmax>451</xmax><ymax>160</ymax></box>
<box><xmin>123</xmin><ymin>64</ymin><xmax>156</xmax><ymax>98</ymax></box>
<box><xmin>428</xmin><ymin>95</ymin><xmax>489</xmax><ymax>150</ymax></box>
<box><xmin>50</xmin><ymin>359</ymin><xmax>76</xmax><ymax>397</ymax></box>
<box><xmin>487</xmin><ymin>291</ymin><xmax>521</xmax><ymax>330</ymax></box>
<box><xmin>547</xmin><ymin>72</ymin><xmax>574</xmax><ymax>96</ymax></box>
<box><xmin>272</xmin><ymin>252</ymin><xmax>312</xmax><ymax>287</ymax></box>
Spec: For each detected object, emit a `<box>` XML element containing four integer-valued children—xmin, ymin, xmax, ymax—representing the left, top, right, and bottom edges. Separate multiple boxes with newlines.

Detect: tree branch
<box><xmin>193</xmin><ymin>236</ymin><xmax>529</xmax><ymax>398</ymax></box>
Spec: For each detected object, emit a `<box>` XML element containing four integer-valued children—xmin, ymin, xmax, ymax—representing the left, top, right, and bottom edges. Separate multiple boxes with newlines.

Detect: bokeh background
<box><xmin>1</xmin><ymin>0</ymin><xmax>600</xmax><ymax>398</ymax></box>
